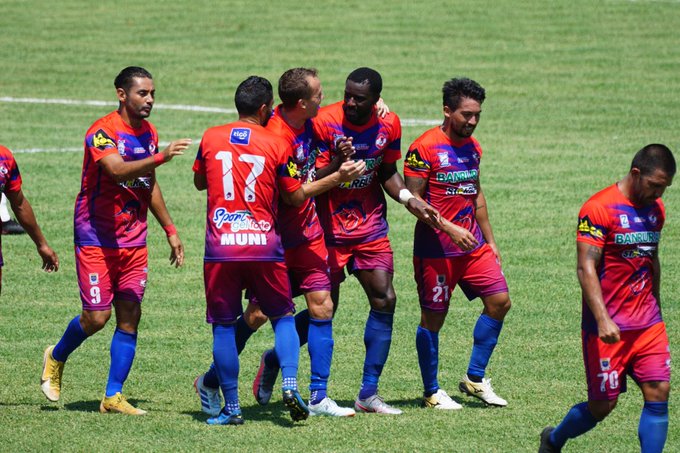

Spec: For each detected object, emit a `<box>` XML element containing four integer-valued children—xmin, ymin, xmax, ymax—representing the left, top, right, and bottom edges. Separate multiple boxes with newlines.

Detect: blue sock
<box><xmin>295</xmin><ymin>309</ymin><xmax>310</xmax><ymax>347</ymax></box>
<box><xmin>467</xmin><ymin>314</ymin><xmax>503</xmax><ymax>379</ymax></box>
<box><xmin>639</xmin><ymin>401</ymin><xmax>668</xmax><ymax>453</ymax></box>
<box><xmin>551</xmin><ymin>402</ymin><xmax>598</xmax><ymax>449</ymax></box>
<box><xmin>52</xmin><ymin>316</ymin><xmax>89</xmax><ymax>362</ymax></box>
<box><xmin>235</xmin><ymin>315</ymin><xmax>256</xmax><ymax>354</ymax></box>
<box><xmin>212</xmin><ymin>324</ymin><xmax>239</xmax><ymax>405</ymax></box>
<box><xmin>416</xmin><ymin>325</ymin><xmax>439</xmax><ymax>396</ymax></box>
<box><xmin>105</xmin><ymin>329</ymin><xmax>137</xmax><ymax>397</ymax></box>
<box><xmin>359</xmin><ymin>310</ymin><xmax>393</xmax><ymax>400</ymax></box>
<box><xmin>271</xmin><ymin>316</ymin><xmax>299</xmax><ymax>390</ymax></box>
<box><xmin>308</xmin><ymin>317</ymin><xmax>333</xmax><ymax>404</ymax></box>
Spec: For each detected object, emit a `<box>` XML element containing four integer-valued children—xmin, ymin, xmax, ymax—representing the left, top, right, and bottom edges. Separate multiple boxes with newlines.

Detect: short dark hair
<box><xmin>234</xmin><ymin>76</ymin><xmax>273</xmax><ymax>116</ymax></box>
<box><xmin>631</xmin><ymin>144</ymin><xmax>676</xmax><ymax>177</ymax></box>
<box><xmin>114</xmin><ymin>66</ymin><xmax>153</xmax><ymax>91</ymax></box>
<box><xmin>346</xmin><ymin>67</ymin><xmax>382</xmax><ymax>96</ymax></box>
<box><xmin>279</xmin><ymin>68</ymin><xmax>318</xmax><ymax>109</ymax></box>
<box><xmin>442</xmin><ymin>78</ymin><xmax>485</xmax><ymax>110</ymax></box>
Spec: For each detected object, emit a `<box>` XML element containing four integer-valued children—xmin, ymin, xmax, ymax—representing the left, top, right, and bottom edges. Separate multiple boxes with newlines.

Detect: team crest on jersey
<box><xmin>436</xmin><ymin>274</ymin><xmax>446</xmax><ymax>286</ymax></box>
<box><xmin>92</xmin><ymin>130</ymin><xmax>115</xmax><ymax>150</ymax></box>
<box><xmin>437</xmin><ymin>152</ymin><xmax>450</xmax><ymax>167</ymax></box>
<box><xmin>148</xmin><ymin>142</ymin><xmax>156</xmax><ymax>154</ymax></box>
<box><xmin>0</xmin><ymin>165</ymin><xmax>8</xmax><ymax>175</ymax></box>
<box><xmin>230</xmin><ymin>128</ymin><xmax>251</xmax><ymax>145</ymax></box>
<box><xmin>133</xmin><ymin>147</ymin><xmax>146</xmax><ymax>154</ymax></box>
<box><xmin>89</xmin><ymin>273</ymin><xmax>99</xmax><ymax>285</ymax></box>
<box><xmin>648</xmin><ymin>214</ymin><xmax>658</xmax><ymax>226</ymax></box>
<box><xmin>375</xmin><ymin>133</ymin><xmax>388</xmax><ymax>150</ymax></box>
<box><xmin>117</xmin><ymin>140</ymin><xmax>126</xmax><ymax>156</ymax></box>
<box><xmin>600</xmin><ymin>358</ymin><xmax>611</xmax><ymax>372</ymax></box>
<box><xmin>404</xmin><ymin>149</ymin><xmax>429</xmax><ymax>171</ymax></box>
<box><xmin>286</xmin><ymin>157</ymin><xmax>299</xmax><ymax>178</ymax></box>
<box><xmin>577</xmin><ymin>216</ymin><xmax>604</xmax><ymax>239</ymax></box>
<box><xmin>619</xmin><ymin>214</ymin><xmax>630</xmax><ymax>228</ymax></box>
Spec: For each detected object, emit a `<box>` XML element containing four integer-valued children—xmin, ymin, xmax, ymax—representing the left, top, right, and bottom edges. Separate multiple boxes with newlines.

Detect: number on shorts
<box><xmin>597</xmin><ymin>371</ymin><xmax>619</xmax><ymax>392</ymax></box>
<box><xmin>216</xmin><ymin>151</ymin><xmax>265</xmax><ymax>202</ymax></box>
<box><xmin>432</xmin><ymin>285</ymin><xmax>450</xmax><ymax>303</ymax></box>
<box><xmin>90</xmin><ymin>286</ymin><xmax>101</xmax><ymax>305</ymax></box>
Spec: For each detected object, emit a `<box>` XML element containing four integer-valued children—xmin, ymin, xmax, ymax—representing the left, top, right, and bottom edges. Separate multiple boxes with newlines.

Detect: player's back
<box><xmin>196</xmin><ymin>121</ymin><xmax>291</xmax><ymax>262</ymax></box>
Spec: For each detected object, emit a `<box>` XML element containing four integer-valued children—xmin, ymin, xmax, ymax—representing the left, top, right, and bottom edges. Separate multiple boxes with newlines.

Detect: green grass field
<box><xmin>1</xmin><ymin>0</ymin><xmax>679</xmax><ymax>451</ymax></box>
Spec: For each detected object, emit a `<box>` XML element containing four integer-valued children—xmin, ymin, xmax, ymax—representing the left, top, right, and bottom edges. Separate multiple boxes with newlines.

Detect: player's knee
<box><xmin>244</xmin><ymin>306</ymin><xmax>268</xmax><ymax>330</ymax></box>
<box><xmin>370</xmin><ymin>291</ymin><xmax>396</xmax><ymax>313</ymax></box>
<box><xmin>588</xmin><ymin>399</ymin><xmax>617</xmax><ymax>421</ymax></box>
<box><xmin>81</xmin><ymin>310</ymin><xmax>111</xmax><ymax>334</ymax></box>
<box><xmin>307</xmin><ymin>296</ymin><xmax>333</xmax><ymax>320</ymax></box>
<box><xmin>484</xmin><ymin>293</ymin><xmax>511</xmax><ymax>320</ymax></box>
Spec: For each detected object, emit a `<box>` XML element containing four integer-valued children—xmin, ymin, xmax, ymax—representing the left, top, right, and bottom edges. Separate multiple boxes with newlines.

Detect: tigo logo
<box><xmin>230</xmin><ymin>128</ymin><xmax>251</xmax><ymax>145</ymax></box>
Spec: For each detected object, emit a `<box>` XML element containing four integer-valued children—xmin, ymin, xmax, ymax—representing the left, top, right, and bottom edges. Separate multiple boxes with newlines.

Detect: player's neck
<box><xmin>238</xmin><ymin>115</ymin><xmax>262</xmax><ymax>126</ymax></box>
<box><xmin>280</xmin><ymin>107</ymin><xmax>306</xmax><ymax>129</ymax></box>
<box><xmin>117</xmin><ymin>108</ymin><xmax>143</xmax><ymax>129</ymax></box>
<box><xmin>441</xmin><ymin>124</ymin><xmax>467</xmax><ymax>143</ymax></box>
<box><xmin>617</xmin><ymin>176</ymin><xmax>636</xmax><ymax>204</ymax></box>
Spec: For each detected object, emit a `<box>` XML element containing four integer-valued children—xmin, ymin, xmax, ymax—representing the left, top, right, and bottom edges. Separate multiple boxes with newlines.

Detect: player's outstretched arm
<box><xmin>149</xmin><ymin>180</ymin><xmax>184</xmax><ymax>268</ymax></box>
<box><xmin>5</xmin><ymin>189</ymin><xmax>58</xmax><ymax>272</ymax></box>
<box><xmin>474</xmin><ymin>186</ymin><xmax>501</xmax><ymax>263</ymax></box>
<box><xmin>99</xmin><ymin>138</ymin><xmax>192</xmax><ymax>183</ymax></box>
<box><xmin>281</xmin><ymin>159</ymin><xmax>366</xmax><ymax>207</ymax></box>
<box><xmin>577</xmin><ymin>241</ymin><xmax>619</xmax><ymax>343</ymax></box>
<box><xmin>316</xmin><ymin>137</ymin><xmax>356</xmax><ymax>180</ymax></box>
<box><xmin>380</xmin><ymin>162</ymin><xmax>441</xmax><ymax>224</ymax></box>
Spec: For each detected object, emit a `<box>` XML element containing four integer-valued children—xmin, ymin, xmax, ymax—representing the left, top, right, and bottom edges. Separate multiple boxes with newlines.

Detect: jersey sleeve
<box><xmin>85</xmin><ymin>125</ymin><xmax>119</xmax><ymax>163</ymax></box>
<box><xmin>277</xmin><ymin>151</ymin><xmax>302</xmax><ymax>194</ymax></box>
<box><xmin>192</xmin><ymin>143</ymin><xmax>206</xmax><ymax>174</ymax></box>
<box><xmin>577</xmin><ymin>198</ymin><xmax>609</xmax><ymax>247</ymax></box>
<box><xmin>382</xmin><ymin>115</ymin><xmax>402</xmax><ymax>164</ymax></box>
<box><xmin>403</xmin><ymin>138</ymin><xmax>432</xmax><ymax>179</ymax></box>
<box><xmin>4</xmin><ymin>155</ymin><xmax>22</xmax><ymax>193</ymax></box>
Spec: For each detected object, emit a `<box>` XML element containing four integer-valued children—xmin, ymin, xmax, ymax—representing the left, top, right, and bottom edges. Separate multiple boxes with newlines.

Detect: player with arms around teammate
<box><xmin>0</xmin><ymin>145</ymin><xmax>58</xmax><ymax>294</ymax></box>
<box><xmin>40</xmin><ymin>66</ymin><xmax>191</xmax><ymax>415</ymax></box>
<box><xmin>195</xmin><ymin>68</ymin><xmax>364</xmax><ymax>418</ymax></box>
<box><xmin>404</xmin><ymin>78</ymin><xmax>510</xmax><ymax>410</ymax></box>
<box><xmin>193</xmin><ymin>76</ymin><xmax>360</xmax><ymax>425</ymax></box>
<box><xmin>311</xmin><ymin>67</ymin><xmax>440</xmax><ymax>414</ymax></box>
<box><xmin>539</xmin><ymin>145</ymin><xmax>675</xmax><ymax>453</ymax></box>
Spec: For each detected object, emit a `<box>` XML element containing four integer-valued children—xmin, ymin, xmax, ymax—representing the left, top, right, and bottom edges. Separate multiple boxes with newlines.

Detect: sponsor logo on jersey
<box><xmin>294</xmin><ymin>145</ymin><xmax>305</xmax><ymax>162</ymax></box>
<box><xmin>375</xmin><ymin>133</ymin><xmax>388</xmax><ymax>149</ymax></box>
<box><xmin>339</xmin><ymin>173</ymin><xmax>374</xmax><ymax>189</ymax></box>
<box><xmin>117</xmin><ymin>140</ymin><xmax>126</xmax><ymax>156</ymax></box>
<box><xmin>619</xmin><ymin>214</ymin><xmax>629</xmax><ymax>228</ymax></box>
<box><xmin>577</xmin><ymin>216</ymin><xmax>604</xmax><ymax>239</ymax></box>
<box><xmin>435</xmin><ymin>169</ymin><xmax>478</xmax><ymax>183</ymax></box>
<box><xmin>600</xmin><ymin>358</ymin><xmax>611</xmax><ymax>372</ymax></box>
<box><xmin>614</xmin><ymin>231</ymin><xmax>659</xmax><ymax>245</ymax></box>
<box><xmin>437</xmin><ymin>152</ymin><xmax>449</xmax><ymax>167</ymax></box>
<box><xmin>89</xmin><ymin>273</ymin><xmax>99</xmax><ymax>285</ymax></box>
<box><xmin>220</xmin><ymin>233</ymin><xmax>268</xmax><ymax>246</ymax></box>
<box><xmin>120</xmin><ymin>176</ymin><xmax>152</xmax><ymax>189</ymax></box>
<box><xmin>92</xmin><ymin>130</ymin><xmax>115</xmax><ymax>150</ymax></box>
<box><xmin>212</xmin><ymin>208</ymin><xmax>271</xmax><ymax>232</ymax></box>
<box><xmin>457</xmin><ymin>157</ymin><xmax>470</xmax><ymax>163</ymax></box>
<box><xmin>621</xmin><ymin>245</ymin><xmax>655</xmax><ymax>259</ymax></box>
<box><xmin>445</xmin><ymin>183</ymin><xmax>477</xmax><ymax>196</ymax></box>
<box><xmin>230</xmin><ymin>128</ymin><xmax>251</xmax><ymax>145</ymax></box>
<box><xmin>285</xmin><ymin>157</ymin><xmax>299</xmax><ymax>178</ymax></box>
<box><xmin>134</xmin><ymin>147</ymin><xmax>146</xmax><ymax>154</ymax></box>
<box><xmin>354</xmin><ymin>143</ymin><xmax>370</xmax><ymax>151</ymax></box>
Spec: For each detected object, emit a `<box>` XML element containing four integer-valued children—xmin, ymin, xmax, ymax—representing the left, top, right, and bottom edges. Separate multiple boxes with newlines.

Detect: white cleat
<box><xmin>354</xmin><ymin>394</ymin><xmax>402</xmax><ymax>415</ymax></box>
<box><xmin>309</xmin><ymin>397</ymin><xmax>356</xmax><ymax>417</ymax></box>
<box><xmin>459</xmin><ymin>375</ymin><xmax>507</xmax><ymax>407</ymax></box>
<box><xmin>423</xmin><ymin>389</ymin><xmax>463</xmax><ymax>410</ymax></box>
<box><xmin>194</xmin><ymin>374</ymin><xmax>222</xmax><ymax>417</ymax></box>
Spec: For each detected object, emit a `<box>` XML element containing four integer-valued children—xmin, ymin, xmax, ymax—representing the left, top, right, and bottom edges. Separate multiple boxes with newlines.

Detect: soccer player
<box><xmin>193</xmin><ymin>75</ymin><xmax>364</xmax><ymax>425</ymax></box>
<box><xmin>404</xmin><ymin>78</ymin><xmax>510</xmax><ymax>410</ymax></box>
<box><xmin>539</xmin><ymin>144</ymin><xmax>675</xmax><ymax>453</ymax></box>
<box><xmin>307</xmin><ymin>67</ymin><xmax>439</xmax><ymax>414</ymax></box>
<box><xmin>195</xmin><ymin>68</ymin><xmax>363</xmax><ymax>418</ymax></box>
<box><xmin>0</xmin><ymin>145</ymin><xmax>59</xmax><ymax>293</ymax></box>
<box><xmin>40</xmin><ymin>66</ymin><xmax>191</xmax><ymax>415</ymax></box>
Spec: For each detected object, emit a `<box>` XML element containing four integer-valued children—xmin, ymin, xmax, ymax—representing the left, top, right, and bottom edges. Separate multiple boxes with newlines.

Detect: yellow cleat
<box><xmin>99</xmin><ymin>393</ymin><xmax>147</xmax><ymax>415</ymax></box>
<box><xmin>41</xmin><ymin>345</ymin><xmax>64</xmax><ymax>402</ymax></box>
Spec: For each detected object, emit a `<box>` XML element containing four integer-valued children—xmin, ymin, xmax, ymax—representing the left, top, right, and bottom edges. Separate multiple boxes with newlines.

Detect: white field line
<box><xmin>1</xmin><ymin>96</ymin><xmax>440</xmax><ymax>153</ymax></box>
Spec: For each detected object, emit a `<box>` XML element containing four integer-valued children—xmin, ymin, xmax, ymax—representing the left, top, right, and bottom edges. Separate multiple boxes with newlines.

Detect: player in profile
<box><xmin>306</xmin><ymin>67</ymin><xmax>440</xmax><ymax>414</ymax></box>
<box><xmin>193</xmin><ymin>75</ymin><xmax>364</xmax><ymax>425</ymax></box>
<box><xmin>539</xmin><ymin>144</ymin><xmax>675</xmax><ymax>453</ymax></box>
<box><xmin>0</xmin><ymin>145</ymin><xmax>59</xmax><ymax>294</ymax></box>
<box><xmin>40</xmin><ymin>66</ymin><xmax>191</xmax><ymax>415</ymax></box>
<box><xmin>194</xmin><ymin>68</ymin><xmax>364</xmax><ymax>418</ymax></box>
<box><xmin>403</xmin><ymin>78</ymin><xmax>510</xmax><ymax>410</ymax></box>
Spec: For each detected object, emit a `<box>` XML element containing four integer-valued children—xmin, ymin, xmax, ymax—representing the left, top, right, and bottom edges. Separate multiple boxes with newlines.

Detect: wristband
<box><xmin>153</xmin><ymin>153</ymin><xmax>165</xmax><ymax>166</ymax></box>
<box><xmin>162</xmin><ymin>224</ymin><xmax>177</xmax><ymax>237</ymax></box>
<box><xmin>398</xmin><ymin>188</ymin><xmax>415</xmax><ymax>205</ymax></box>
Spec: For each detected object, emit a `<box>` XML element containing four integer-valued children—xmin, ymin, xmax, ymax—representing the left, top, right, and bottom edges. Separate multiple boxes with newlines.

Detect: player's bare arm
<box><xmin>281</xmin><ymin>159</ymin><xmax>366</xmax><ymax>208</ymax></box>
<box><xmin>474</xmin><ymin>186</ymin><xmax>500</xmax><ymax>263</ymax></box>
<box><xmin>194</xmin><ymin>171</ymin><xmax>208</xmax><ymax>191</ymax></box>
<box><xmin>5</xmin><ymin>189</ymin><xmax>59</xmax><ymax>272</ymax></box>
<box><xmin>380</xmin><ymin>162</ymin><xmax>440</xmax><ymax>225</ymax></box>
<box><xmin>99</xmin><ymin>138</ymin><xmax>191</xmax><ymax>183</ymax></box>
<box><xmin>315</xmin><ymin>137</ymin><xmax>356</xmax><ymax>179</ymax></box>
<box><xmin>149</xmin><ymin>179</ymin><xmax>184</xmax><ymax>268</ymax></box>
<box><xmin>577</xmin><ymin>241</ymin><xmax>619</xmax><ymax>343</ymax></box>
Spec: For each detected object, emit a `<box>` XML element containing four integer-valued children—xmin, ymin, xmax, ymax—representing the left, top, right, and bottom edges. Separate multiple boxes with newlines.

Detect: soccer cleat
<box><xmin>99</xmin><ymin>393</ymin><xmax>147</xmax><ymax>415</ymax></box>
<box><xmin>422</xmin><ymin>389</ymin><xmax>463</xmax><ymax>410</ymax></box>
<box><xmin>2</xmin><ymin>219</ymin><xmax>25</xmax><ymax>235</ymax></box>
<box><xmin>40</xmin><ymin>345</ymin><xmax>64</xmax><ymax>402</ymax></box>
<box><xmin>206</xmin><ymin>409</ymin><xmax>245</xmax><ymax>426</ymax></box>
<box><xmin>309</xmin><ymin>397</ymin><xmax>356</xmax><ymax>417</ymax></box>
<box><xmin>194</xmin><ymin>374</ymin><xmax>222</xmax><ymax>416</ymax></box>
<box><xmin>354</xmin><ymin>394</ymin><xmax>403</xmax><ymax>415</ymax></box>
<box><xmin>538</xmin><ymin>426</ymin><xmax>561</xmax><ymax>453</ymax></box>
<box><xmin>282</xmin><ymin>388</ymin><xmax>309</xmax><ymax>421</ymax></box>
<box><xmin>458</xmin><ymin>375</ymin><xmax>508</xmax><ymax>407</ymax></box>
<box><xmin>253</xmin><ymin>349</ymin><xmax>279</xmax><ymax>405</ymax></box>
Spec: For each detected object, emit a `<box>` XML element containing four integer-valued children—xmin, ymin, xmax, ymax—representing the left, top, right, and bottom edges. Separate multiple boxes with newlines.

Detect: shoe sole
<box><xmin>354</xmin><ymin>402</ymin><xmax>402</xmax><ymax>415</ymax></box>
<box><xmin>458</xmin><ymin>382</ymin><xmax>507</xmax><ymax>407</ymax></box>
<box><xmin>99</xmin><ymin>402</ymin><xmax>147</xmax><ymax>415</ymax></box>
<box><xmin>40</xmin><ymin>346</ymin><xmax>59</xmax><ymax>402</ymax></box>
<box><xmin>283</xmin><ymin>394</ymin><xmax>309</xmax><ymax>421</ymax></box>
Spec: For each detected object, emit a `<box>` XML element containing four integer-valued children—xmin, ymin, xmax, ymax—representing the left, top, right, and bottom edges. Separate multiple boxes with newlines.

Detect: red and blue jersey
<box><xmin>313</xmin><ymin>102</ymin><xmax>401</xmax><ymax>246</ymax></box>
<box><xmin>267</xmin><ymin>105</ymin><xmax>326</xmax><ymax>249</ymax></box>
<box><xmin>193</xmin><ymin>120</ymin><xmax>301</xmax><ymax>262</ymax></box>
<box><xmin>577</xmin><ymin>183</ymin><xmax>665</xmax><ymax>333</ymax></box>
<box><xmin>404</xmin><ymin>127</ymin><xmax>485</xmax><ymax>258</ymax></box>
<box><xmin>74</xmin><ymin>111</ymin><xmax>158</xmax><ymax>248</ymax></box>
<box><xmin>0</xmin><ymin>145</ymin><xmax>22</xmax><ymax>195</ymax></box>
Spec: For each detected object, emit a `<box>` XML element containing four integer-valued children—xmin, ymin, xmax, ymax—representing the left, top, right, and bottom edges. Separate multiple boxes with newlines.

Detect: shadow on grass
<box><xmin>62</xmin><ymin>398</ymin><xmax>149</xmax><ymax>413</ymax></box>
<box><xmin>180</xmin><ymin>403</ymin><xmax>311</xmax><ymax>428</ymax></box>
